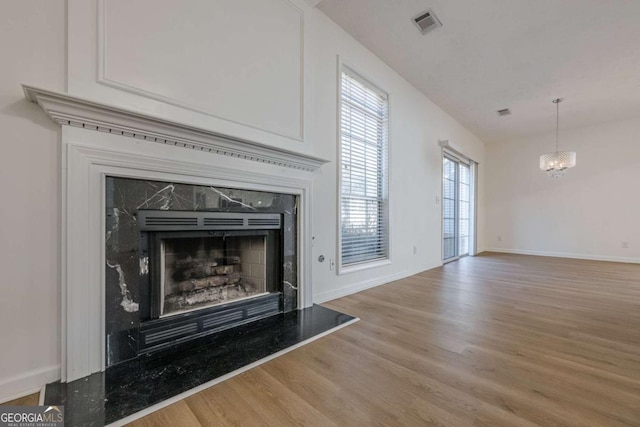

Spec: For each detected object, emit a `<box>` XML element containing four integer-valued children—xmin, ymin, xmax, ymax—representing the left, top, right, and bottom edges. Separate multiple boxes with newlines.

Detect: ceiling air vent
<box><xmin>413</xmin><ymin>9</ymin><xmax>442</xmax><ymax>34</ymax></box>
<box><xmin>496</xmin><ymin>108</ymin><xmax>512</xmax><ymax>117</ymax></box>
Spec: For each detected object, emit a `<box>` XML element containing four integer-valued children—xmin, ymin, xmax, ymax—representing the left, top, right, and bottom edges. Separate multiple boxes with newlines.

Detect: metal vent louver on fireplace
<box><xmin>138</xmin><ymin>210</ymin><xmax>281</xmax><ymax>231</ymax></box>
<box><xmin>144</xmin><ymin>322</ymin><xmax>198</xmax><ymax>345</ymax></box>
<box><xmin>143</xmin><ymin>216</ymin><xmax>199</xmax><ymax>227</ymax></box>
<box><xmin>414</xmin><ymin>9</ymin><xmax>442</xmax><ymax>34</ymax></box>
<box><xmin>247</xmin><ymin>217</ymin><xmax>281</xmax><ymax>227</ymax></box>
<box><xmin>203</xmin><ymin>217</ymin><xmax>244</xmax><ymax>227</ymax></box>
<box><xmin>139</xmin><ymin>293</ymin><xmax>282</xmax><ymax>352</ymax></box>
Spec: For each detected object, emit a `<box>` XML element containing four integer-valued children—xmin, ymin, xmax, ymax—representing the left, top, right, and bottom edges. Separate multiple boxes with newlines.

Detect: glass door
<box><xmin>458</xmin><ymin>163</ymin><xmax>471</xmax><ymax>257</ymax></box>
<box><xmin>443</xmin><ymin>154</ymin><xmax>473</xmax><ymax>262</ymax></box>
<box><xmin>442</xmin><ymin>156</ymin><xmax>458</xmax><ymax>261</ymax></box>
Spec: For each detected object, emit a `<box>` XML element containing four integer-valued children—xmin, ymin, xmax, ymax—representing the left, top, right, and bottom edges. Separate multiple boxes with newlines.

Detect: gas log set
<box><xmin>164</xmin><ymin>255</ymin><xmax>259</xmax><ymax>314</ymax></box>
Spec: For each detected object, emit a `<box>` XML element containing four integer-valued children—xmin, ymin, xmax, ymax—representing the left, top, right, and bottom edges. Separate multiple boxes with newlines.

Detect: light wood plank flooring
<box><xmin>127</xmin><ymin>253</ymin><xmax>640</xmax><ymax>426</ymax></box>
<box><xmin>8</xmin><ymin>253</ymin><xmax>640</xmax><ymax>425</ymax></box>
<box><xmin>2</xmin><ymin>393</ymin><xmax>39</xmax><ymax>406</ymax></box>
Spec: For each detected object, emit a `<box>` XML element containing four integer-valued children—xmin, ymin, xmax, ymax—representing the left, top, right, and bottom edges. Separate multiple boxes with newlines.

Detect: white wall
<box><xmin>486</xmin><ymin>117</ymin><xmax>640</xmax><ymax>262</ymax></box>
<box><xmin>303</xmin><ymin>7</ymin><xmax>486</xmax><ymax>302</ymax></box>
<box><xmin>0</xmin><ymin>0</ymin><xmax>66</xmax><ymax>402</ymax></box>
<box><xmin>0</xmin><ymin>0</ymin><xmax>485</xmax><ymax>399</ymax></box>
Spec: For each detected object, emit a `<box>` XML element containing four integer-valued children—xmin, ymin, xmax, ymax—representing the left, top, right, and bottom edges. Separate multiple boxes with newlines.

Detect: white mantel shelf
<box><xmin>23</xmin><ymin>84</ymin><xmax>328</xmax><ymax>172</ymax></box>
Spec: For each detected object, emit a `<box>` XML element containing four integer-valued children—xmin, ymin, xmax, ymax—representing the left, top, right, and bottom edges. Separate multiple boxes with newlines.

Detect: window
<box><xmin>339</xmin><ymin>68</ymin><xmax>389</xmax><ymax>268</ymax></box>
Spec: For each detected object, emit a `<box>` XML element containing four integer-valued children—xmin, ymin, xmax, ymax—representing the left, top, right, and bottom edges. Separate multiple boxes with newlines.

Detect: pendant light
<box><xmin>539</xmin><ymin>98</ymin><xmax>576</xmax><ymax>178</ymax></box>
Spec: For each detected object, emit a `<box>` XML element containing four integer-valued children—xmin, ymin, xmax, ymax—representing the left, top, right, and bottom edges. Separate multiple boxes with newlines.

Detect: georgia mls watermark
<box><xmin>0</xmin><ymin>406</ymin><xmax>64</xmax><ymax>427</ymax></box>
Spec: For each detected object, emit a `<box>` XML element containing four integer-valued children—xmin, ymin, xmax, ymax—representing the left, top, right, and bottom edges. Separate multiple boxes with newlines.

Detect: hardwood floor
<box><xmin>2</xmin><ymin>393</ymin><xmax>39</xmax><ymax>406</ymax></box>
<box><xmin>7</xmin><ymin>252</ymin><xmax>640</xmax><ymax>425</ymax></box>
<box><xmin>127</xmin><ymin>252</ymin><xmax>640</xmax><ymax>426</ymax></box>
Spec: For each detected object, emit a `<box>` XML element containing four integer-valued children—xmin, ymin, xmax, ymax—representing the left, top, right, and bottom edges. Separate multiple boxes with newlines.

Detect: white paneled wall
<box><xmin>100</xmin><ymin>0</ymin><xmax>303</xmax><ymax>140</ymax></box>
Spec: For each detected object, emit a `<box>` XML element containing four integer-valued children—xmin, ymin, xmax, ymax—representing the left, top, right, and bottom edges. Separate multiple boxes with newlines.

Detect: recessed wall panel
<box><xmin>100</xmin><ymin>0</ymin><xmax>303</xmax><ymax>140</ymax></box>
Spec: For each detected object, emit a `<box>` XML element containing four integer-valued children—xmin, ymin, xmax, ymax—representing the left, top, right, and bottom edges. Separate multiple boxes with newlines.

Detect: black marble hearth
<box><xmin>43</xmin><ymin>305</ymin><xmax>356</xmax><ymax>426</ymax></box>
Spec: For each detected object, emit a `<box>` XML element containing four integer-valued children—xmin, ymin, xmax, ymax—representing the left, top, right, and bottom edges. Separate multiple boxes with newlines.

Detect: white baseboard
<box><xmin>313</xmin><ymin>270</ymin><xmax>412</xmax><ymax>304</ymax></box>
<box><xmin>486</xmin><ymin>248</ymin><xmax>640</xmax><ymax>264</ymax></box>
<box><xmin>0</xmin><ymin>365</ymin><xmax>60</xmax><ymax>404</ymax></box>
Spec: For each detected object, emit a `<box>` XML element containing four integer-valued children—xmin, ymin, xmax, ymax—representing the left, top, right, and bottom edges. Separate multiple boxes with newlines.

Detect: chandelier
<box><xmin>539</xmin><ymin>98</ymin><xmax>576</xmax><ymax>178</ymax></box>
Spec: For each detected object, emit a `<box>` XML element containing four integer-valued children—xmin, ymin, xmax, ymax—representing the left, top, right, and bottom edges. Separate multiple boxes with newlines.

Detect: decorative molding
<box><xmin>96</xmin><ymin>0</ymin><xmax>305</xmax><ymax>142</ymax></box>
<box><xmin>23</xmin><ymin>85</ymin><xmax>327</xmax><ymax>172</ymax></box>
<box><xmin>60</xmin><ymin>126</ymin><xmax>316</xmax><ymax>381</ymax></box>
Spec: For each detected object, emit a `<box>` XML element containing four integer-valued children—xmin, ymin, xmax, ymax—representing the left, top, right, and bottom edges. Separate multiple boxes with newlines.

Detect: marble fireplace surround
<box><xmin>24</xmin><ymin>85</ymin><xmax>328</xmax><ymax>383</ymax></box>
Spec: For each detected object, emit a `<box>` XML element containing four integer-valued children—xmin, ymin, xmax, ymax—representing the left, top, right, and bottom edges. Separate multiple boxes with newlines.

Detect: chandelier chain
<box><xmin>556</xmin><ymin>99</ymin><xmax>560</xmax><ymax>153</ymax></box>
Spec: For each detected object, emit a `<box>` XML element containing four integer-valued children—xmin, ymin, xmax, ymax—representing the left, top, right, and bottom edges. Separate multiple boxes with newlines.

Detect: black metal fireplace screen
<box><xmin>137</xmin><ymin>210</ymin><xmax>283</xmax><ymax>352</ymax></box>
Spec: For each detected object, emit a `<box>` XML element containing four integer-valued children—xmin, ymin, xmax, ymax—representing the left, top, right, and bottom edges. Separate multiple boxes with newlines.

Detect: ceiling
<box><xmin>316</xmin><ymin>0</ymin><xmax>640</xmax><ymax>143</ymax></box>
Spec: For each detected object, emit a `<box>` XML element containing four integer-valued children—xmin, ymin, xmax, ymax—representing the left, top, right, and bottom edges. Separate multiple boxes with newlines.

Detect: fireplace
<box><xmin>136</xmin><ymin>210</ymin><xmax>284</xmax><ymax>352</ymax></box>
<box><xmin>24</xmin><ymin>85</ymin><xmax>326</xmax><ymax>383</ymax></box>
<box><xmin>105</xmin><ymin>177</ymin><xmax>299</xmax><ymax>366</ymax></box>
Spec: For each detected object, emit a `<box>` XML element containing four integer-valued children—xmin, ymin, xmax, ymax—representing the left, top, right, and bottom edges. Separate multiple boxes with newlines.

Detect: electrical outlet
<box><xmin>329</xmin><ymin>258</ymin><xmax>335</xmax><ymax>271</ymax></box>
<box><xmin>622</xmin><ymin>241</ymin><xmax>629</xmax><ymax>249</ymax></box>
<box><xmin>497</xmin><ymin>235</ymin><xmax>502</xmax><ymax>242</ymax></box>
<box><xmin>435</xmin><ymin>195</ymin><xmax>440</xmax><ymax>205</ymax></box>
<box><xmin>413</xmin><ymin>245</ymin><xmax>417</xmax><ymax>255</ymax></box>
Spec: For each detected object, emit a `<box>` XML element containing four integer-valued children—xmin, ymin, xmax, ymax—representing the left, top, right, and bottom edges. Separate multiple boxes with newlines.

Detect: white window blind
<box><xmin>339</xmin><ymin>69</ymin><xmax>389</xmax><ymax>267</ymax></box>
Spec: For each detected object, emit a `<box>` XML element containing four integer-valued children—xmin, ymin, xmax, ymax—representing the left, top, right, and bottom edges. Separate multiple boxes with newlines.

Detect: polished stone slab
<box><xmin>44</xmin><ymin>305</ymin><xmax>356</xmax><ymax>426</ymax></box>
<box><xmin>105</xmin><ymin>176</ymin><xmax>299</xmax><ymax>367</ymax></box>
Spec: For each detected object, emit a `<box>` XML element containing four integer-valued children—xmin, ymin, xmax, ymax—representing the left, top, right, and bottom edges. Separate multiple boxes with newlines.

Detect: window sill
<box><xmin>338</xmin><ymin>258</ymin><xmax>391</xmax><ymax>275</ymax></box>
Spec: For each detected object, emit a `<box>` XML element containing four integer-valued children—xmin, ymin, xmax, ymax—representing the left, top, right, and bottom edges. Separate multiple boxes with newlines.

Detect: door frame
<box><xmin>442</xmin><ymin>149</ymin><xmax>473</xmax><ymax>263</ymax></box>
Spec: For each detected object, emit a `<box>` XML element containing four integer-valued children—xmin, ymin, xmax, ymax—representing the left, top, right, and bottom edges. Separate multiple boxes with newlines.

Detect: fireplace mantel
<box><xmin>24</xmin><ymin>83</ymin><xmax>322</xmax><ymax>383</ymax></box>
<box><xmin>23</xmin><ymin>84</ymin><xmax>328</xmax><ymax>172</ymax></box>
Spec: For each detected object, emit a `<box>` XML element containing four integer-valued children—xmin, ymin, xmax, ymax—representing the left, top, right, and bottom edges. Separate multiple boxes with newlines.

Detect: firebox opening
<box><xmin>133</xmin><ymin>209</ymin><xmax>287</xmax><ymax>354</ymax></box>
<box><xmin>161</xmin><ymin>233</ymin><xmax>269</xmax><ymax>317</ymax></box>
